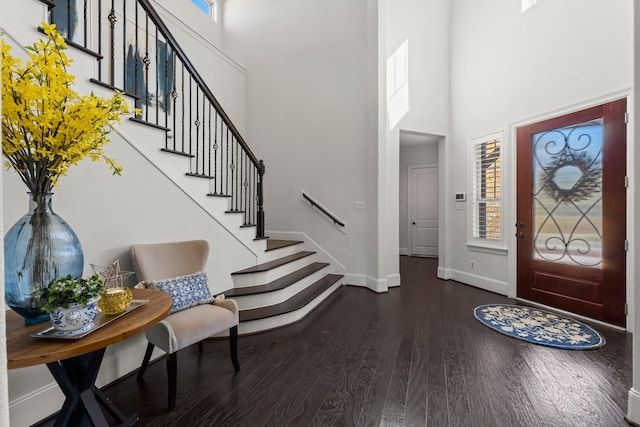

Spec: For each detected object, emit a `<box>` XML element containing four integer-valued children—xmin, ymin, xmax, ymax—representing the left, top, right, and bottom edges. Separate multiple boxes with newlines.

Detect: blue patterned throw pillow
<box><xmin>145</xmin><ymin>271</ymin><xmax>214</xmax><ymax>314</ymax></box>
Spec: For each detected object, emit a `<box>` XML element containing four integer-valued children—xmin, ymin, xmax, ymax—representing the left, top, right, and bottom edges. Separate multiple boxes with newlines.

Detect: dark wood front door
<box><xmin>516</xmin><ymin>99</ymin><xmax>627</xmax><ymax>327</ymax></box>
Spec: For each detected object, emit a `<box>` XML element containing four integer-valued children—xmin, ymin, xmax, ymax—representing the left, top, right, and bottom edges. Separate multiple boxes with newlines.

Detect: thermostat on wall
<box><xmin>455</xmin><ymin>192</ymin><xmax>466</xmax><ymax>201</ymax></box>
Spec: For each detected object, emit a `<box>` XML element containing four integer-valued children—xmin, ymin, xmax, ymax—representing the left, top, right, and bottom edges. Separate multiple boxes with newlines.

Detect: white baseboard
<box><xmin>628</xmin><ymin>388</ymin><xmax>640</xmax><ymax>425</ymax></box>
<box><xmin>444</xmin><ymin>269</ymin><xmax>509</xmax><ymax>296</ymax></box>
<box><xmin>437</xmin><ymin>266</ymin><xmax>451</xmax><ymax>280</ymax></box>
<box><xmin>517</xmin><ymin>298</ymin><xmax>627</xmax><ymax>331</ymax></box>
<box><xmin>399</xmin><ymin>247</ymin><xmax>409</xmax><ymax>256</ymax></box>
<box><xmin>344</xmin><ymin>273</ymin><xmax>389</xmax><ymax>293</ymax></box>
<box><xmin>388</xmin><ymin>273</ymin><xmax>401</xmax><ymax>287</ymax></box>
<box><xmin>9</xmin><ymin>379</ymin><xmax>62</xmax><ymax>427</ymax></box>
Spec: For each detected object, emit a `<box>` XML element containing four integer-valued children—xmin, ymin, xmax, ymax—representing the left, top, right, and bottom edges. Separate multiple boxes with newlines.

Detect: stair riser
<box><xmin>232</xmin><ymin>267</ymin><xmax>329</xmax><ymax>310</ymax></box>
<box><xmin>232</xmin><ymin>255</ymin><xmax>316</xmax><ymax>287</ymax></box>
<box><xmin>261</xmin><ymin>243</ymin><xmax>305</xmax><ymax>261</ymax></box>
<box><xmin>236</xmin><ymin>280</ymin><xmax>342</xmax><ymax>335</ymax></box>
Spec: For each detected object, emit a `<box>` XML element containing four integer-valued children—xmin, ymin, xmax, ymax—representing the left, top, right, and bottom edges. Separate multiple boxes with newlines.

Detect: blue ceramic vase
<box><xmin>4</xmin><ymin>192</ymin><xmax>84</xmax><ymax>324</ymax></box>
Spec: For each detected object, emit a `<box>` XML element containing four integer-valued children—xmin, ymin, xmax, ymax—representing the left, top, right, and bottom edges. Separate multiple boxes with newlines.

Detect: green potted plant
<box><xmin>32</xmin><ymin>274</ymin><xmax>105</xmax><ymax>333</ymax></box>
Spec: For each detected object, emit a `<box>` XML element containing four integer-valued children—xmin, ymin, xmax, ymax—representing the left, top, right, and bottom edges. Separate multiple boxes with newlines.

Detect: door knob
<box><xmin>517</xmin><ymin>232</ymin><xmax>525</xmax><ymax>238</ymax></box>
<box><xmin>412</xmin><ymin>222</ymin><xmax>416</xmax><ymax>225</ymax></box>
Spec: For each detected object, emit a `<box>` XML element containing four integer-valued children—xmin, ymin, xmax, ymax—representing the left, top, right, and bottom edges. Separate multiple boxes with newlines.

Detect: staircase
<box><xmin>26</xmin><ymin>0</ymin><xmax>344</xmax><ymax>334</ymax></box>
<box><xmin>227</xmin><ymin>240</ymin><xmax>343</xmax><ymax>334</ymax></box>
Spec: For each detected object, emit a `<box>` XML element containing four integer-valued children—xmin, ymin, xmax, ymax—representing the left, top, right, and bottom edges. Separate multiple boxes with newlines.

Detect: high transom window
<box><xmin>522</xmin><ymin>0</ymin><xmax>541</xmax><ymax>12</ymax></box>
<box><xmin>191</xmin><ymin>0</ymin><xmax>218</xmax><ymax>22</ymax></box>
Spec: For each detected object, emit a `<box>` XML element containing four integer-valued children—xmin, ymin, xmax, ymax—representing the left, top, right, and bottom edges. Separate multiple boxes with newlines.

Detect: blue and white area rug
<box><xmin>474</xmin><ymin>304</ymin><xmax>605</xmax><ymax>350</ymax></box>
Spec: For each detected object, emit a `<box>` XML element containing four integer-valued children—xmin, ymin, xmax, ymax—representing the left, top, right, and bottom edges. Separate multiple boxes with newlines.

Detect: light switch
<box><xmin>355</xmin><ymin>201</ymin><xmax>365</xmax><ymax>210</ymax></box>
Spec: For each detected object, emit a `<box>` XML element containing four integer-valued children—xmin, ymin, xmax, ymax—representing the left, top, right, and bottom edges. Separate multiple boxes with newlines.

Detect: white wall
<box><xmin>386</xmin><ymin>0</ymin><xmax>449</xmax><ymax>136</ymax></box>
<box><xmin>399</xmin><ymin>141</ymin><xmax>439</xmax><ymax>255</ymax></box>
<box><xmin>223</xmin><ymin>0</ymin><xmax>450</xmax><ymax>289</ymax></box>
<box><xmin>381</xmin><ymin>0</ymin><xmax>450</xmax><ymax>288</ymax></box>
<box><xmin>447</xmin><ymin>0</ymin><xmax>633</xmax><ymax>297</ymax></box>
<box><xmin>223</xmin><ymin>0</ymin><xmax>378</xmax><ymax>285</ymax></box>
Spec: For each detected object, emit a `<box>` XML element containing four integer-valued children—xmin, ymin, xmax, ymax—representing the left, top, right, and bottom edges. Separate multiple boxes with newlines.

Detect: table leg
<box><xmin>46</xmin><ymin>349</ymin><xmax>139</xmax><ymax>426</ymax></box>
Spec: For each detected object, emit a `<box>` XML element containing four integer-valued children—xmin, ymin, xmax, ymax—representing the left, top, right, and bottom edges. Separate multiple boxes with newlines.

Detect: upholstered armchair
<box><xmin>130</xmin><ymin>239</ymin><xmax>240</xmax><ymax>412</ymax></box>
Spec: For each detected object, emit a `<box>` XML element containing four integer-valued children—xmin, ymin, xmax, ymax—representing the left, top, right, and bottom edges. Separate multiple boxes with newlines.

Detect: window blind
<box><xmin>472</xmin><ymin>139</ymin><xmax>501</xmax><ymax>240</ymax></box>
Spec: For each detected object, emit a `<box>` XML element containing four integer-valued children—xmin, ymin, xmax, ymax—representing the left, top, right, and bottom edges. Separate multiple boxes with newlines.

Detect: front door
<box><xmin>516</xmin><ymin>99</ymin><xmax>627</xmax><ymax>326</ymax></box>
<box><xmin>410</xmin><ymin>165</ymin><xmax>438</xmax><ymax>257</ymax></box>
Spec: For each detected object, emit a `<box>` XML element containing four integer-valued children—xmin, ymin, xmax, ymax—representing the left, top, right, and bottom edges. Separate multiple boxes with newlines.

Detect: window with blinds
<box><xmin>471</xmin><ymin>135</ymin><xmax>502</xmax><ymax>241</ymax></box>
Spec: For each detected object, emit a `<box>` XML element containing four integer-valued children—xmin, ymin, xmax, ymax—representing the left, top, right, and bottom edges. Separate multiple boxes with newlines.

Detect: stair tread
<box><xmin>231</xmin><ymin>251</ymin><xmax>315</xmax><ymax>275</ymax></box>
<box><xmin>224</xmin><ymin>262</ymin><xmax>329</xmax><ymax>297</ymax></box>
<box><xmin>239</xmin><ymin>274</ymin><xmax>343</xmax><ymax>322</ymax></box>
<box><xmin>185</xmin><ymin>172</ymin><xmax>214</xmax><ymax>179</ymax></box>
<box><xmin>266</xmin><ymin>239</ymin><xmax>304</xmax><ymax>251</ymax></box>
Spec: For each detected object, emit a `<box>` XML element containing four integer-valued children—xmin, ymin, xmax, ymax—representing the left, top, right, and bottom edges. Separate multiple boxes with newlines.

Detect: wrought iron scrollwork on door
<box><xmin>532</xmin><ymin>120</ymin><xmax>603</xmax><ymax>267</ymax></box>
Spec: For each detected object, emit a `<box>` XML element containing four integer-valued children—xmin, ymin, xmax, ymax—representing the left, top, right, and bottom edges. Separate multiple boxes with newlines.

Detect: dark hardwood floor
<box><xmin>37</xmin><ymin>256</ymin><xmax>633</xmax><ymax>426</ymax></box>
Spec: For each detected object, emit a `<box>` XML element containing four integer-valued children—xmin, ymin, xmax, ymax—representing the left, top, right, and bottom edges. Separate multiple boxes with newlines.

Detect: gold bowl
<box><xmin>98</xmin><ymin>287</ymin><xmax>133</xmax><ymax>315</ymax></box>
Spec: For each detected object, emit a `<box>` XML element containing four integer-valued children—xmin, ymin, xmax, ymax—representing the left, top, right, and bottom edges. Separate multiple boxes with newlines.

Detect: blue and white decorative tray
<box><xmin>31</xmin><ymin>299</ymin><xmax>149</xmax><ymax>340</ymax></box>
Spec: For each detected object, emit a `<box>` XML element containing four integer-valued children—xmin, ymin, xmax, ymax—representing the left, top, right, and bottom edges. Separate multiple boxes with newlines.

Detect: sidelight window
<box><xmin>470</xmin><ymin>132</ymin><xmax>503</xmax><ymax>244</ymax></box>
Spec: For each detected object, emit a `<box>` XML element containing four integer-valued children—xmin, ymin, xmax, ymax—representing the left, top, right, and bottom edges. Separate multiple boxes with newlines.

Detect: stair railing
<box><xmin>46</xmin><ymin>0</ymin><xmax>266</xmax><ymax>238</ymax></box>
<box><xmin>302</xmin><ymin>192</ymin><xmax>345</xmax><ymax>228</ymax></box>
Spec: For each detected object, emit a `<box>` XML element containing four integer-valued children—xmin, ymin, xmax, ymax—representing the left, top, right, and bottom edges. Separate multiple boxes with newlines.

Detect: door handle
<box><xmin>517</xmin><ymin>232</ymin><xmax>525</xmax><ymax>238</ymax></box>
<box><xmin>412</xmin><ymin>222</ymin><xmax>416</xmax><ymax>225</ymax></box>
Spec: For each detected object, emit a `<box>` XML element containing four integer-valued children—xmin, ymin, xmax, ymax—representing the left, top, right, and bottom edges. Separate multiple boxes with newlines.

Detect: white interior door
<box><xmin>409</xmin><ymin>165</ymin><xmax>438</xmax><ymax>257</ymax></box>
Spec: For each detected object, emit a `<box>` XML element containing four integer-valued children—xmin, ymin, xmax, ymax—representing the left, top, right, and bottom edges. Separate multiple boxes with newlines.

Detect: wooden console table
<box><xmin>7</xmin><ymin>288</ymin><xmax>171</xmax><ymax>426</ymax></box>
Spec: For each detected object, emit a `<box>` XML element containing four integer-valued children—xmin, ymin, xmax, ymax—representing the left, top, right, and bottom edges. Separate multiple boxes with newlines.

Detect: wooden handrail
<box><xmin>136</xmin><ymin>0</ymin><xmax>261</xmax><ymax>169</ymax></box>
<box><xmin>302</xmin><ymin>192</ymin><xmax>345</xmax><ymax>227</ymax></box>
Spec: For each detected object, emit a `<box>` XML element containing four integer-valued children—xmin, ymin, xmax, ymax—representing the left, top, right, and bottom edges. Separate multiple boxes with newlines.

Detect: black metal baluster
<box><xmin>224</xmin><ymin>123</ymin><xmax>229</xmax><ymax>195</ymax></box>
<box><xmin>83</xmin><ymin>0</ymin><xmax>87</xmax><ymax>48</ymax></box>
<box><xmin>97</xmin><ymin>0</ymin><xmax>102</xmax><ymax>81</ymax></box>
<box><xmin>108</xmin><ymin>1</ymin><xmax>116</xmax><ymax>86</ymax></box>
<box><xmin>231</xmin><ymin>138</ymin><xmax>240</xmax><ymax>212</ymax></box>
<box><xmin>213</xmin><ymin>113</ymin><xmax>219</xmax><ymax>194</ymax></box>
<box><xmin>66</xmin><ymin>0</ymin><xmax>71</xmax><ymax>40</ymax></box>
<box><xmin>164</xmin><ymin>37</ymin><xmax>170</xmax><ymax>130</ymax></box>
<box><xmin>181</xmin><ymin>63</ymin><xmax>185</xmax><ymax>152</ymax></box>
<box><xmin>122</xmin><ymin>0</ymin><xmax>126</xmax><ymax>91</ymax></box>
<box><xmin>143</xmin><ymin>13</ymin><xmax>150</xmax><ymax>122</ymax></box>
<box><xmin>202</xmin><ymin>94</ymin><xmax>207</xmax><ymax>175</ymax></box>
<box><xmin>134</xmin><ymin>1</ymin><xmax>139</xmax><ymax>111</ymax></box>
<box><xmin>257</xmin><ymin>160</ymin><xmax>265</xmax><ymax>238</ymax></box>
<box><xmin>252</xmin><ymin>166</ymin><xmax>257</xmax><ymax>226</ymax></box>
<box><xmin>189</xmin><ymin>76</ymin><xmax>193</xmax><ymax>157</ymax></box>
<box><xmin>194</xmin><ymin>85</ymin><xmax>199</xmax><ymax>174</ymax></box>
<box><xmin>249</xmin><ymin>157</ymin><xmax>254</xmax><ymax>225</ymax></box>
<box><xmin>155</xmin><ymin>25</ymin><xmax>159</xmax><ymax>125</ymax></box>
<box><xmin>170</xmin><ymin>63</ymin><xmax>178</xmax><ymax>151</ymax></box>
<box><xmin>200</xmin><ymin>92</ymin><xmax>205</xmax><ymax>175</ymax></box>
<box><xmin>243</xmin><ymin>153</ymin><xmax>248</xmax><ymax>224</ymax></box>
<box><xmin>229</xmin><ymin>136</ymin><xmax>234</xmax><ymax>210</ymax></box>
<box><xmin>239</xmin><ymin>150</ymin><xmax>244</xmax><ymax>220</ymax></box>
<box><xmin>207</xmin><ymin>104</ymin><xmax>212</xmax><ymax>178</ymax></box>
